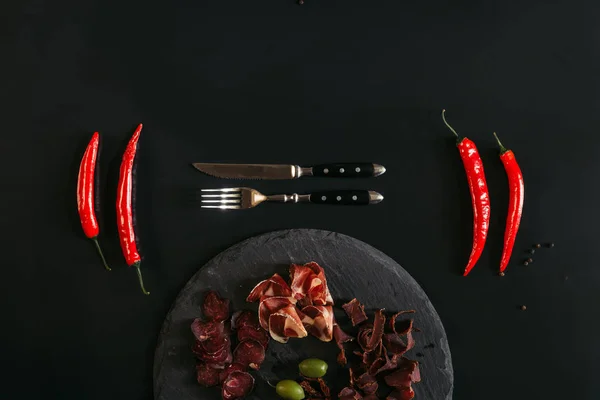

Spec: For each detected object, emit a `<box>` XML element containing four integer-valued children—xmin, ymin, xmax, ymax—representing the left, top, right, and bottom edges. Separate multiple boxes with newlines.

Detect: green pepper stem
<box><xmin>134</xmin><ymin>262</ymin><xmax>150</xmax><ymax>295</ymax></box>
<box><xmin>441</xmin><ymin>109</ymin><xmax>461</xmax><ymax>141</ymax></box>
<box><xmin>92</xmin><ymin>237</ymin><xmax>111</xmax><ymax>271</ymax></box>
<box><xmin>492</xmin><ymin>132</ymin><xmax>509</xmax><ymax>154</ymax></box>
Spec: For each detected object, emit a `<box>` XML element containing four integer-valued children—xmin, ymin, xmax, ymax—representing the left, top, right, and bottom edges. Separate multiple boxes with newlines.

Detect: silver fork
<box><xmin>200</xmin><ymin>188</ymin><xmax>384</xmax><ymax>209</ymax></box>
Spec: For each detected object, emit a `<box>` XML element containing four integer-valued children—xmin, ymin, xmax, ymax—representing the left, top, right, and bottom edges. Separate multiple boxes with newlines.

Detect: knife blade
<box><xmin>192</xmin><ymin>163</ymin><xmax>386</xmax><ymax>180</ymax></box>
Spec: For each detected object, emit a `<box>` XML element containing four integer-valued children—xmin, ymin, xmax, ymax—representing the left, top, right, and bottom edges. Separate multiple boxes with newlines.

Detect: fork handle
<box><xmin>309</xmin><ymin>190</ymin><xmax>383</xmax><ymax>205</ymax></box>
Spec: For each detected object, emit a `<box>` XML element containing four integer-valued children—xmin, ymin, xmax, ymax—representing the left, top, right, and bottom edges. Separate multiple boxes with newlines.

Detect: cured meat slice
<box><xmin>218</xmin><ymin>363</ymin><xmax>246</xmax><ymax>384</ymax></box>
<box><xmin>356</xmin><ymin>372</ymin><xmax>378</xmax><ymax>394</ymax></box>
<box><xmin>342</xmin><ymin>298</ymin><xmax>368</xmax><ymax>326</ymax></box>
<box><xmin>317</xmin><ymin>378</ymin><xmax>330</xmax><ymax>397</ymax></box>
<box><xmin>386</xmin><ymin>387</ymin><xmax>415</xmax><ymax>400</ymax></box>
<box><xmin>383</xmin><ymin>319</ymin><xmax>415</xmax><ymax>356</ymax></box>
<box><xmin>301</xmin><ymin>305</ymin><xmax>334</xmax><ymax>342</ymax></box>
<box><xmin>191</xmin><ymin>319</ymin><xmax>227</xmax><ymax>342</ymax></box>
<box><xmin>333</xmin><ymin>323</ymin><xmax>354</xmax><ymax>366</ymax></box>
<box><xmin>246</xmin><ymin>273</ymin><xmax>292</xmax><ymax>302</ymax></box>
<box><xmin>304</xmin><ymin>262</ymin><xmax>334</xmax><ymax>306</ymax></box>
<box><xmin>384</xmin><ymin>359</ymin><xmax>421</xmax><ymax>388</ymax></box>
<box><xmin>195</xmin><ymin>338</ymin><xmax>232</xmax><ymax>368</ymax></box>
<box><xmin>258</xmin><ymin>296</ymin><xmax>294</xmax><ymax>331</ymax></box>
<box><xmin>357</xmin><ymin>310</ymin><xmax>385</xmax><ymax>352</ymax></box>
<box><xmin>196</xmin><ymin>362</ymin><xmax>220</xmax><ymax>387</ymax></box>
<box><xmin>389</xmin><ymin>310</ymin><xmax>416</xmax><ymax>334</ymax></box>
<box><xmin>221</xmin><ymin>371</ymin><xmax>255</xmax><ymax>400</ymax></box>
<box><xmin>338</xmin><ymin>387</ymin><xmax>363</xmax><ymax>399</ymax></box>
<box><xmin>268</xmin><ymin>305</ymin><xmax>308</xmax><ymax>343</ymax></box>
<box><xmin>231</xmin><ymin>310</ymin><xmax>256</xmax><ymax>330</ymax></box>
<box><xmin>233</xmin><ymin>339</ymin><xmax>266</xmax><ymax>370</ymax></box>
<box><xmin>237</xmin><ymin>324</ymin><xmax>269</xmax><ymax>349</ymax></box>
<box><xmin>202</xmin><ymin>291</ymin><xmax>230</xmax><ymax>322</ymax></box>
<box><xmin>299</xmin><ymin>380</ymin><xmax>320</xmax><ymax>397</ymax></box>
<box><xmin>289</xmin><ymin>262</ymin><xmax>334</xmax><ymax>306</ymax></box>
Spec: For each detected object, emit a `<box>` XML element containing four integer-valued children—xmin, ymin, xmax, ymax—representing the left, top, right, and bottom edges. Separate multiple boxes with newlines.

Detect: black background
<box><xmin>4</xmin><ymin>0</ymin><xmax>600</xmax><ymax>399</ymax></box>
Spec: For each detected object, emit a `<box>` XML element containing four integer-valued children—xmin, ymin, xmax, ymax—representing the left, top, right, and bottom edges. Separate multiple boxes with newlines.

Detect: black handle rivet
<box><xmin>340</xmin><ymin>168</ymin><xmax>345</xmax><ymax>173</ymax></box>
<box><xmin>336</xmin><ymin>196</ymin><xmax>342</xmax><ymax>201</ymax></box>
<box><xmin>355</xmin><ymin>167</ymin><xmax>361</xmax><ymax>172</ymax></box>
<box><xmin>323</xmin><ymin>168</ymin><xmax>329</xmax><ymax>174</ymax></box>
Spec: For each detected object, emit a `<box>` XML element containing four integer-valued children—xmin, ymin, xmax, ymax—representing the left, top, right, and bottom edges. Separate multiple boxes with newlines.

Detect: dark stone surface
<box><xmin>154</xmin><ymin>229</ymin><xmax>453</xmax><ymax>399</ymax></box>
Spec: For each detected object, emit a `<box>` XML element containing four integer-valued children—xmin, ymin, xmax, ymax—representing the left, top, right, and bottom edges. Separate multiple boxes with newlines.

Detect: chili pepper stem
<box><xmin>92</xmin><ymin>237</ymin><xmax>111</xmax><ymax>271</ymax></box>
<box><xmin>441</xmin><ymin>109</ymin><xmax>462</xmax><ymax>142</ymax></box>
<box><xmin>133</xmin><ymin>262</ymin><xmax>150</xmax><ymax>295</ymax></box>
<box><xmin>493</xmin><ymin>132</ymin><xmax>508</xmax><ymax>154</ymax></box>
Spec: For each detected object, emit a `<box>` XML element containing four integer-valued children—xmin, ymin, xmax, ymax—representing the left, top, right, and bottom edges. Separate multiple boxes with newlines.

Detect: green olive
<box><xmin>298</xmin><ymin>358</ymin><xmax>328</xmax><ymax>378</ymax></box>
<box><xmin>275</xmin><ymin>380</ymin><xmax>305</xmax><ymax>400</ymax></box>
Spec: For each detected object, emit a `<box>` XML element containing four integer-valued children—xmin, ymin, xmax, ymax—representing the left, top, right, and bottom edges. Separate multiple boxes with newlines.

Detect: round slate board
<box><xmin>154</xmin><ymin>229</ymin><xmax>453</xmax><ymax>400</ymax></box>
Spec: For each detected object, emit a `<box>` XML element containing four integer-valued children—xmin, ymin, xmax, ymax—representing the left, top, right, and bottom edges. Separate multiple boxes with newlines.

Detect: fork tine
<box><xmin>201</xmin><ymin>188</ymin><xmax>241</xmax><ymax>192</ymax></box>
<box><xmin>201</xmin><ymin>193</ymin><xmax>241</xmax><ymax>198</ymax></box>
<box><xmin>201</xmin><ymin>205</ymin><xmax>241</xmax><ymax>209</ymax></box>
<box><xmin>201</xmin><ymin>199</ymin><xmax>240</xmax><ymax>204</ymax></box>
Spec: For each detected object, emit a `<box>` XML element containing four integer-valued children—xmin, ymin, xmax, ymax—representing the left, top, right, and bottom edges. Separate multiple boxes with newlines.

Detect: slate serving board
<box><xmin>153</xmin><ymin>229</ymin><xmax>453</xmax><ymax>400</ymax></box>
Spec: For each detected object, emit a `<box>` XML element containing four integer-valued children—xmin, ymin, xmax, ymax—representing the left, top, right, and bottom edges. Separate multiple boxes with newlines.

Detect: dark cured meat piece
<box><xmin>356</xmin><ymin>373</ymin><xmax>378</xmax><ymax>394</ymax></box>
<box><xmin>317</xmin><ymin>378</ymin><xmax>330</xmax><ymax>397</ymax></box>
<box><xmin>218</xmin><ymin>363</ymin><xmax>246</xmax><ymax>384</ymax></box>
<box><xmin>386</xmin><ymin>387</ymin><xmax>415</xmax><ymax>400</ymax></box>
<box><xmin>389</xmin><ymin>311</ymin><xmax>415</xmax><ymax>334</ymax></box>
<box><xmin>333</xmin><ymin>323</ymin><xmax>354</xmax><ymax>366</ymax></box>
<box><xmin>191</xmin><ymin>319</ymin><xmax>227</xmax><ymax>342</ymax></box>
<box><xmin>237</xmin><ymin>324</ymin><xmax>269</xmax><ymax>349</ymax></box>
<box><xmin>363</xmin><ymin>395</ymin><xmax>378</xmax><ymax>400</ymax></box>
<box><xmin>231</xmin><ymin>310</ymin><xmax>256</xmax><ymax>330</ymax></box>
<box><xmin>202</xmin><ymin>291</ymin><xmax>230</xmax><ymax>322</ymax></box>
<box><xmin>357</xmin><ymin>310</ymin><xmax>385</xmax><ymax>353</ymax></box>
<box><xmin>196</xmin><ymin>362</ymin><xmax>220</xmax><ymax>387</ymax></box>
<box><xmin>371</xmin><ymin>350</ymin><xmax>398</xmax><ymax>376</ymax></box>
<box><xmin>233</xmin><ymin>339</ymin><xmax>265</xmax><ymax>370</ymax></box>
<box><xmin>222</xmin><ymin>371</ymin><xmax>255</xmax><ymax>400</ymax></box>
<box><xmin>338</xmin><ymin>387</ymin><xmax>363</xmax><ymax>399</ymax></box>
<box><xmin>342</xmin><ymin>298</ymin><xmax>368</xmax><ymax>326</ymax></box>
<box><xmin>300</xmin><ymin>380</ymin><xmax>321</xmax><ymax>397</ymax></box>
<box><xmin>246</xmin><ymin>273</ymin><xmax>292</xmax><ymax>302</ymax></box>
<box><xmin>383</xmin><ymin>320</ymin><xmax>415</xmax><ymax>357</ymax></box>
<box><xmin>384</xmin><ymin>359</ymin><xmax>421</xmax><ymax>388</ymax></box>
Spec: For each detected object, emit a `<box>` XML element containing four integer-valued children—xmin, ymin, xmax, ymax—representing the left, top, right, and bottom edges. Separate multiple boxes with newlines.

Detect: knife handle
<box><xmin>310</xmin><ymin>163</ymin><xmax>385</xmax><ymax>178</ymax></box>
<box><xmin>308</xmin><ymin>190</ymin><xmax>383</xmax><ymax>205</ymax></box>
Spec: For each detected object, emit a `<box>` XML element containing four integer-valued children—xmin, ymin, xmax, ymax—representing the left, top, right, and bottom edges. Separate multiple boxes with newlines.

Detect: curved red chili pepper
<box><xmin>77</xmin><ymin>132</ymin><xmax>110</xmax><ymax>271</ymax></box>
<box><xmin>442</xmin><ymin>110</ymin><xmax>491</xmax><ymax>276</ymax></box>
<box><xmin>117</xmin><ymin>124</ymin><xmax>149</xmax><ymax>295</ymax></box>
<box><xmin>493</xmin><ymin>132</ymin><xmax>524</xmax><ymax>274</ymax></box>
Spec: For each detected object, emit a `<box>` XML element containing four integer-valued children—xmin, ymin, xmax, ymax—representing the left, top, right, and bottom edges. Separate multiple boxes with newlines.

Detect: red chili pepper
<box><xmin>493</xmin><ymin>132</ymin><xmax>524</xmax><ymax>274</ymax></box>
<box><xmin>442</xmin><ymin>110</ymin><xmax>491</xmax><ymax>276</ymax></box>
<box><xmin>77</xmin><ymin>132</ymin><xmax>110</xmax><ymax>271</ymax></box>
<box><xmin>116</xmin><ymin>124</ymin><xmax>149</xmax><ymax>295</ymax></box>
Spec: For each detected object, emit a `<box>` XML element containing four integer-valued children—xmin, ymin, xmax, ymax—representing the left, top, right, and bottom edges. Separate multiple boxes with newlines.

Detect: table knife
<box><xmin>192</xmin><ymin>163</ymin><xmax>386</xmax><ymax>179</ymax></box>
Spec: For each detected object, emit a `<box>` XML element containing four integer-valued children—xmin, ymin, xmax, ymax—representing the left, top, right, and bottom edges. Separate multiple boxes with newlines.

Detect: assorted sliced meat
<box><xmin>247</xmin><ymin>262</ymin><xmax>336</xmax><ymax>344</ymax></box>
<box><xmin>339</xmin><ymin>298</ymin><xmax>421</xmax><ymax>399</ymax></box>
<box><xmin>192</xmin><ymin>268</ymin><xmax>423</xmax><ymax>400</ymax></box>
<box><xmin>191</xmin><ymin>290</ymin><xmax>268</xmax><ymax>399</ymax></box>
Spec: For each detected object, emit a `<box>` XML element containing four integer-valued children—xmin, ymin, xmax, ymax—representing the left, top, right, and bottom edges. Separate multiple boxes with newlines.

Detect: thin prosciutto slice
<box><xmin>258</xmin><ymin>296</ymin><xmax>294</xmax><ymax>331</ymax></box>
<box><xmin>246</xmin><ymin>273</ymin><xmax>292</xmax><ymax>302</ymax></box>
<box><xmin>289</xmin><ymin>262</ymin><xmax>333</xmax><ymax>306</ymax></box>
<box><xmin>301</xmin><ymin>305</ymin><xmax>334</xmax><ymax>342</ymax></box>
<box><xmin>268</xmin><ymin>305</ymin><xmax>307</xmax><ymax>343</ymax></box>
